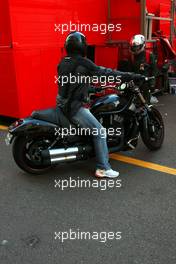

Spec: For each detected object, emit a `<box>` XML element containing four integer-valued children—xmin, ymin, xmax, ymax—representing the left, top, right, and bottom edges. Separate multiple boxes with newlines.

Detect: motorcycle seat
<box><xmin>31</xmin><ymin>107</ymin><xmax>76</xmax><ymax>128</ymax></box>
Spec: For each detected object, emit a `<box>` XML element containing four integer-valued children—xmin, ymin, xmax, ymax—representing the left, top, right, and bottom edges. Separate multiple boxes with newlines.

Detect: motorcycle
<box><xmin>5</xmin><ymin>77</ymin><xmax>164</xmax><ymax>174</ymax></box>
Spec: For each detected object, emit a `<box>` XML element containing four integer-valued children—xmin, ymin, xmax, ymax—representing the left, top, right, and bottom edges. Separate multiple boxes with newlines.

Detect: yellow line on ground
<box><xmin>0</xmin><ymin>125</ymin><xmax>8</xmax><ymax>131</ymax></box>
<box><xmin>110</xmin><ymin>153</ymin><xmax>176</xmax><ymax>176</ymax></box>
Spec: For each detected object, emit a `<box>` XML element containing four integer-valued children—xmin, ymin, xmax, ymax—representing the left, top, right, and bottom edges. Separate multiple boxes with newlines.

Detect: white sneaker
<box><xmin>95</xmin><ymin>169</ymin><xmax>119</xmax><ymax>178</ymax></box>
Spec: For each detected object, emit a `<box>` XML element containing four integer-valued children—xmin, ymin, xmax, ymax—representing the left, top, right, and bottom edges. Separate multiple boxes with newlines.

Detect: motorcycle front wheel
<box><xmin>140</xmin><ymin>107</ymin><xmax>164</xmax><ymax>151</ymax></box>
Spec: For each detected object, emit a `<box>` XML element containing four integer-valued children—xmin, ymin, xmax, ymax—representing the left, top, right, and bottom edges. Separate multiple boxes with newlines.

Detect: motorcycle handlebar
<box><xmin>91</xmin><ymin>76</ymin><xmax>155</xmax><ymax>93</ymax></box>
<box><xmin>144</xmin><ymin>76</ymin><xmax>155</xmax><ymax>82</ymax></box>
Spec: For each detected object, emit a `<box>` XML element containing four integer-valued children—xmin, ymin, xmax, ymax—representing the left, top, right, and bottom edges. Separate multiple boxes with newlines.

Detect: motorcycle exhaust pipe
<box><xmin>48</xmin><ymin>147</ymin><xmax>79</xmax><ymax>165</ymax></box>
<box><xmin>42</xmin><ymin>144</ymin><xmax>125</xmax><ymax>166</ymax></box>
<box><xmin>50</xmin><ymin>147</ymin><xmax>79</xmax><ymax>158</ymax></box>
<box><xmin>49</xmin><ymin>154</ymin><xmax>77</xmax><ymax>164</ymax></box>
<box><xmin>42</xmin><ymin>146</ymin><xmax>92</xmax><ymax>165</ymax></box>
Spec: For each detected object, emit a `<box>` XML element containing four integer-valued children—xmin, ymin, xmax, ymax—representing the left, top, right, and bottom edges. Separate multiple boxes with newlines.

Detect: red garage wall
<box><xmin>9</xmin><ymin>0</ymin><xmax>107</xmax><ymax>48</ymax></box>
<box><xmin>0</xmin><ymin>0</ymin><xmax>175</xmax><ymax>118</ymax></box>
<box><xmin>146</xmin><ymin>0</ymin><xmax>172</xmax><ymax>40</ymax></box>
<box><xmin>110</xmin><ymin>0</ymin><xmax>141</xmax><ymax>42</ymax></box>
<box><xmin>1</xmin><ymin>0</ymin><xmax>109</xmax><ymax>118</ymax></box>
<box><xmin>0</xmin><ymin>0</ymin><xmax>11</xmax><ymax>46</ymax></box>
<box><xmin>146</xmin><ymin>0</ymin><xmax>170</xmax><ymax>14</ymax></box>
<box><xmin>0</xmin><ymin>0</ymin><xmax>19</xmax><ymax>117</ymax></box>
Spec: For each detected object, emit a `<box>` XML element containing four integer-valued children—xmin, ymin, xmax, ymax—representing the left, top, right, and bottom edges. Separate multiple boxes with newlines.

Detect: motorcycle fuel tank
<box><xmin>91</xmin><ymin>94</ymin><xmax>124</xmax><ymax>113</ymax></box>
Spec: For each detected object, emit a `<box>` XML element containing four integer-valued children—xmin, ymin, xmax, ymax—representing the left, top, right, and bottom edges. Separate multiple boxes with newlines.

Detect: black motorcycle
<box><xmin>5</xmin><ymin>77</ymin><xmax>164</xmax><ymax>174</ymax></box>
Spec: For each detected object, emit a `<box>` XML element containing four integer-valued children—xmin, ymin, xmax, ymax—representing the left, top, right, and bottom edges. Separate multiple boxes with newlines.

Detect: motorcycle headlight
<box><xmin>120</xmin><ymin>83</ymin><xmax>126</xmax><ymax>90</ymax></box>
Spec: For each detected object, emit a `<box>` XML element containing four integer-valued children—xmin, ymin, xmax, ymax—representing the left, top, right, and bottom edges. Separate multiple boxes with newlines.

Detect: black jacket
<box><xmin>57</xmin><ymin>55</ymin><xmax>139</xmax><ymax>117</ymax></box>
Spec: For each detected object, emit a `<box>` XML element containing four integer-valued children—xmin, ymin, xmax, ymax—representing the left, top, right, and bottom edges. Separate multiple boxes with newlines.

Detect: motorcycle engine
<box><xmin>98</xmin><ymin>114</ymin><xmax>124</xmax><ymax>147</ymax></box>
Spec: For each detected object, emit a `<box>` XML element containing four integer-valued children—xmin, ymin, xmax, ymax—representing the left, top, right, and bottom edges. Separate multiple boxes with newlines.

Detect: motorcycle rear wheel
<box><xmin>12</xmin><ymin>135</ymin><xmax>52</xmax><ymax>174</ymax></box>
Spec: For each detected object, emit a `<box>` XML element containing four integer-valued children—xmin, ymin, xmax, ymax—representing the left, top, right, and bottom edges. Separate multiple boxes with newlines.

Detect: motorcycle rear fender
<box><xmin>8</xmin><ymin>117</ymin><xmax>58</xmax><ymax>137</ymax></box>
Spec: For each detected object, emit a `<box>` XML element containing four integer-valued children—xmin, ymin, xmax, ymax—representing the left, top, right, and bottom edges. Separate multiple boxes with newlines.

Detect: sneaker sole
<box><xmin>95</xmin><ymin>173</ymin><xmax>119</xmax><ymax>178</ymax></box>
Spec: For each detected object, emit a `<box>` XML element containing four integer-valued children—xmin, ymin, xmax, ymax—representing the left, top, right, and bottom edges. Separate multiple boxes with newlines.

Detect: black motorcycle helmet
<box><xmin>64</xmin><ymin>31</ymin><xmax>87</xmax><ymax>57</ymax></box>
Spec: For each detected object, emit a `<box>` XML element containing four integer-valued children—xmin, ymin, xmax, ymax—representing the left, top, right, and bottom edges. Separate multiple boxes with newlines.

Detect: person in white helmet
<box><xmin>129</xmin><ymin>34</ymin><xmax>158</xmax><ymax>104</ymax></box>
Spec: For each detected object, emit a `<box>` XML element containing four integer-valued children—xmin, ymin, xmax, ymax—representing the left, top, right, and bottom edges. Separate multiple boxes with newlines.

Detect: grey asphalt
<box><xmin>0</xmin><ymin>94</ymin><xmax>176</xmax><ymax>264</ymax></box>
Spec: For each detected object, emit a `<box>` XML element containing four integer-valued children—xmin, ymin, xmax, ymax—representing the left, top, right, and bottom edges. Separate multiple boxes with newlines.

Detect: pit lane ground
<box><xmin>0</xmin><ymin>94</ymin><xmax>176</xmax><ymax>264</ymax></box>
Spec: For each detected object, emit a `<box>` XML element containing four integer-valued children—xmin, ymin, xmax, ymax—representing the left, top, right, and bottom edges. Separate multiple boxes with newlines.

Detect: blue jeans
<box><xmin>71</xmin><ymin>107</ymin><xmax>111</xmax><ymax>170</ymax></box>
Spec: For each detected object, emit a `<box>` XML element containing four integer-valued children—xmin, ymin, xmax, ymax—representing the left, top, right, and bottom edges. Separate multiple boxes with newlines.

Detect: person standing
<box><xmin>129</xmin><ymin>34</ymin><xmax>158</xmax><ymax>103</ymax></box>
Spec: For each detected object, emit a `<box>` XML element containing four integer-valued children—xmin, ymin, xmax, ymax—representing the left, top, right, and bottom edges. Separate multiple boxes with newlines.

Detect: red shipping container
<box><xmin>0</xmin><ymin>0</ymin><xmax>174</xmax><ymax>118</ymax></box>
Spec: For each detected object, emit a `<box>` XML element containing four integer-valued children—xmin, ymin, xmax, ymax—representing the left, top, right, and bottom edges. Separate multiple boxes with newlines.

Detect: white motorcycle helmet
<box><xmin>130</xmin><ymin>34</ymin><xmax>146</xmax><ymax>55</ymax></box>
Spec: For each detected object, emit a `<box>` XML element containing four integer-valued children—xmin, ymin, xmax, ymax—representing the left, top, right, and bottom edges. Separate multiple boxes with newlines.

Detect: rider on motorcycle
<box><xmin>57</xmin><ymin>31</ymin><xmax>144</xmax><ymax>178</ymax></box>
